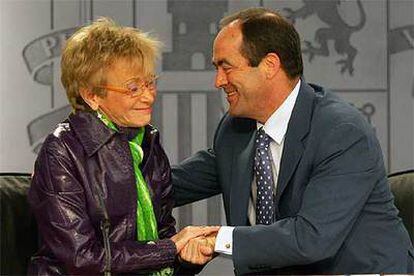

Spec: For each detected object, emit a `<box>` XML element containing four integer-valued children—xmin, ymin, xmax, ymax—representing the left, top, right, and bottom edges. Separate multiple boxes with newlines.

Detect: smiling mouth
<box><xmin>226</xmin><ymin>90</ymin><xmax>238</xmax><ymax>99</ymax></box>
<box><xmin>134</xmin><ymin>107</ymin><xmax>152</xmax><ymax>112</ymax></box>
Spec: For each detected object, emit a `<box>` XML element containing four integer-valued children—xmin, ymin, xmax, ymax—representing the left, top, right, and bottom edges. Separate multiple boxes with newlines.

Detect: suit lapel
<box><xmin>229</xmin><ymin>119</ymin><xmax>256</xmax><ymax>226</ymax></box>
<box><xmin>275</xmin><ymin>81</ymin><xmax>316</xmax><ymax>202</ymax></box>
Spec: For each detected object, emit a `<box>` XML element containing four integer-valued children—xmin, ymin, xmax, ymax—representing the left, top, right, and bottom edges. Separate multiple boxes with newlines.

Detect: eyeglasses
<box><xmin>95</xmin><ymin>75</ymin><xmax>159</xmax><ymax>97</ymax></box>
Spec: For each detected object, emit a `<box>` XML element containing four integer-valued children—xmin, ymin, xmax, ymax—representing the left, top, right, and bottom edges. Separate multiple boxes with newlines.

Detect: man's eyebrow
<box><xmin>212</xmin><ymin>59</ymin><xmax>231</xmax><ymax>67</ymax></box>
<box><xmin>212</xmin><ymin>60</ymin><xmax>221</xmax><ymax>67</ymax></box>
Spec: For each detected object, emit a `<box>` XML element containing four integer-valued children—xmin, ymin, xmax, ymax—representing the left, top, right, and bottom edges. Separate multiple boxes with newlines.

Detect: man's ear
<box><xmin>79</xmin><ymin>88</ymin><xmax>100</xmax><ymax>111</ymax></box>
<box><xmin>261</xmin><ymin>53</ymin><xmax>281</xmax><ymax>79</ymax></box>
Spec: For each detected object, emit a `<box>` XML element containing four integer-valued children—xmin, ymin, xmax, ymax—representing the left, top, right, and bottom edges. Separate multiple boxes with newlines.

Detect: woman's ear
<box><xmin>262</xmin><ymin>53</ymin><xmax>281</xmax><ymax>79</ymax></box>
<box><xmin>79</xmin><ymin>88</ymin><xmax>100</xmax><ymax>111</ymax></box>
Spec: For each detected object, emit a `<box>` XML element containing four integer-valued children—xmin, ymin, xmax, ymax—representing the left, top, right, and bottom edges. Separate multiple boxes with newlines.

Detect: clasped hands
<box><xmin>171</xmin><ymin>226</ymin><xmax>219</xmax><ymax>265</ymax></box>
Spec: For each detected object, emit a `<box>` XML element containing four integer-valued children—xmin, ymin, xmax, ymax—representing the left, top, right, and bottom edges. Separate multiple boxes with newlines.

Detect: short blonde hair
<box><xmin>61</xmin><ymin>18</ymin><xmax>161</xmax><ymax>110</ymax></box>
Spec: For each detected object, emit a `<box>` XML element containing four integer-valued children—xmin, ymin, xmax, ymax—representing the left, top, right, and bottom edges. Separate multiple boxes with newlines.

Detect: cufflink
<box><xmin>225</xmin><ymin>243</ymin><xmax>231</xmax><ymax>249</ymax></box>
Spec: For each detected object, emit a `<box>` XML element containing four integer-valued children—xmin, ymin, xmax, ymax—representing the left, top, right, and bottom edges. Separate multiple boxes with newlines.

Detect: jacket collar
<box><xmin>257</xmin><ymin>79</ymin><xmax>301</xmax><ymax>145</ymax></box>
<box><xmin>275</xmin><ymin>80</ymin><xmax>316</xmax><ymax>201</ymax></box>
<box><xmin>68</xmin><ymin>111</ymin><xmax>116</xmax><ymax>157</ymax></box>
<box><xmin>68</xmin><ymin>111</ymin><xmax>158</xmax><ymax>158</ymax></box>
<box><xmin>229</xmin><ymin>117</ymin><xmax>257</xmax><ymax>226</ymax></box>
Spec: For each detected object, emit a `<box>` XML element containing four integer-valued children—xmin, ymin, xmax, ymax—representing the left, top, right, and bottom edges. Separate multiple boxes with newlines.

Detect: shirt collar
<box><xmin>257</xmin><ymin>79</ymin><xmax>301</xmax><ymax>145</ymax></box>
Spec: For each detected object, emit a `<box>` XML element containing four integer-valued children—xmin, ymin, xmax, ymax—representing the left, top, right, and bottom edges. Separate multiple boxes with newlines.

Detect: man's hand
<box><xmin>179</xmin><ymin>233</ymin><xmax>217</xmax><ymax>265</ymax></box>
<box><xmin>170</xmin><ymin>226</ymin><xmax>219</xmax><ymax>253</ymax></box>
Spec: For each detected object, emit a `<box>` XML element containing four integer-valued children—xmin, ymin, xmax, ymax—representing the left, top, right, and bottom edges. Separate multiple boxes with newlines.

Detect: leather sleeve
<box><xmin>28</xmin><ymin>136</ymin><xmax>177</xmax><ymax>274</ymax></box>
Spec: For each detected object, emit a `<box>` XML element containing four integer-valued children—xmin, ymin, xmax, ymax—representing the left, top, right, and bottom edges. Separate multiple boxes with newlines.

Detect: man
<box><xmin>173</xmin><ymin>7</ymin><xmax>414</xmax><ymax>274</ymax></box>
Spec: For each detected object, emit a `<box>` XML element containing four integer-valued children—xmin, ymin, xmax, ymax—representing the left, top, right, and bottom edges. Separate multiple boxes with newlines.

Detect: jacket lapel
<box><xmin>229</xmin><ymin>118</ymin><xmax>256</xmax><ymax>226</ymax></box>
<box><xmin>275</xmin><ymin>81</ymin><xmax>315</xmax><ymax>202</ymax></box>
<box><xmin>69</xmin><ymin>111</ymin><xmax>116</xmax><ymax>157</ymax></box>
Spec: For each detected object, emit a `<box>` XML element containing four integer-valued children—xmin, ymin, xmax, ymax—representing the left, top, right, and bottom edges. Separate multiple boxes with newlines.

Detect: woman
<box><xmin>28</xmin><ymin>18</ymin><xmax>217</xmax><ymax>274</ymax></box>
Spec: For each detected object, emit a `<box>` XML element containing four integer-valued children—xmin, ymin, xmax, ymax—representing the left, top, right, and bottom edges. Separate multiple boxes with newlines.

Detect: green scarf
<box><xmin>97</xmin><ymin>112</ymin><xmax>173</xmax><ymax>276</ymax></box>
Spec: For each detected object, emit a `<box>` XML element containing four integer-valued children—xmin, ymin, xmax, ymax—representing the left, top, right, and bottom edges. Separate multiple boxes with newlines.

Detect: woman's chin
<box><xmin>128</xmin><ymin>116</ymin><xmax>151</xmax><ymax>128</ymax></box>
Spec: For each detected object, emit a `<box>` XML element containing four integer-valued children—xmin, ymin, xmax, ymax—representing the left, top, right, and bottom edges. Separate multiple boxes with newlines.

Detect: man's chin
<box><xmin>228</xmin><ymin>108</ymin><xmax>243</xmax><ymax>118</ymax></box>
<box><xmin>228</xmin><ymin>109</ymin><xmax>255</xmax><ymax>121</ymax></box>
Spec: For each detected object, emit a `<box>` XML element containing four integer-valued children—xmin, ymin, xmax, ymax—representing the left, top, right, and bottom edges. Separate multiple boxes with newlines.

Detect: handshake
<box><xmin>170</xmin><ymin>226</ymin><xmax>220</xmax><ymax>265</ymax></box>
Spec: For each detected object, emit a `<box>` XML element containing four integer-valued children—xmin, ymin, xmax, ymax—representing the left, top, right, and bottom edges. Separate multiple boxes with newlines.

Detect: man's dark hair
<box><xmin>220</xmin><ymin>7</ymin><xmax>303</xmax><ymax>79</ymax></box>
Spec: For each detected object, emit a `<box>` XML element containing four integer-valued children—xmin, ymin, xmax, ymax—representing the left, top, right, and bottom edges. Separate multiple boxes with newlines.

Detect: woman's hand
<box><xmin>179</xmin><ymin>233</ymin><xmax>217</xmax><ymax>265</ymax></box>
<box><xmin>170</xmin><ymin>226</ymin><xmax>219</xmax><ymax>253</ymax></box>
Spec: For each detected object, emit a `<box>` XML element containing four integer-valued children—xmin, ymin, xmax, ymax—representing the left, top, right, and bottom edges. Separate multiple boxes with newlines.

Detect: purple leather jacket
<box><xmin>28</xmin><ymin>111</ymin><xmax>178</xmax><ymax>274</ymax></box>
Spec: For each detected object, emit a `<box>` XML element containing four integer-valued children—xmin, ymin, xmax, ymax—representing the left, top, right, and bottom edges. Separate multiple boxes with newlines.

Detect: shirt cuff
<box><xmin>214</xmin><ymin>226</ymin><xmax>234</xmax><ymax>255</ymax></box>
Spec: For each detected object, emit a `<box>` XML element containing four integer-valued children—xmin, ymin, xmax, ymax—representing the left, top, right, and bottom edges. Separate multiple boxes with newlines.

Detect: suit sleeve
<box><xmin>172</xmin><ymin>114</ymin><xmax>231</xmax><ymax>207</ymax></box>
<box><xmin>156</xmin><ymin>144</ymin><xmax>177</xmax><ymax>240</ymax></box>
<box><xmin>28</xmin><ymin>139</ymin><xmax>176</xmax><ymax>274</ymax></box>
<box><xmin>233</xmin><ymin>123</ymin><xmax>385</xmax><ymax>274</ymax></box>
<box><xmin>172</xmin><ymin>148</ymin><xmax>221</xmax><ymax>207</ymax></box>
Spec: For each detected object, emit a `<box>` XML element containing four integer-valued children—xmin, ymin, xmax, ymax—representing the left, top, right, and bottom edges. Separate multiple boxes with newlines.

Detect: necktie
<box><xmin>254</xmin><ymin>128</ymin><xmax>275</xmax><ymax>225</ymax></box>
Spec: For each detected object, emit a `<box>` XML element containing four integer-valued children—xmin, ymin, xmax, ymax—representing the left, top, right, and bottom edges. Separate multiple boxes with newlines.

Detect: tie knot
<box><xmin>255</xmin><ymin>128</ymin><xmax>270</xmax><ymax>149</ymax></box>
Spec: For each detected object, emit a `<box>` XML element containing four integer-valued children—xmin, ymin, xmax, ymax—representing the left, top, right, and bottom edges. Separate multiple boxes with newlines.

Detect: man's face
<box><xmin>212</xmin><ymin>21</ymin><xmax>267</xmax><ymax>121</ymax></box>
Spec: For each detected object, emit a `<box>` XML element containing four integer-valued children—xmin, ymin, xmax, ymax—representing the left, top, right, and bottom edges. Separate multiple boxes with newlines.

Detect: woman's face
<box><xmin>94</xmin><ymin>57</ymin><xmax>156</xmax><ymax>127</ymax></box>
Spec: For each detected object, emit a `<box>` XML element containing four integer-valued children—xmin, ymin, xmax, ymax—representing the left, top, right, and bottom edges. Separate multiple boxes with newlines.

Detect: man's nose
<box><xmin>214</xmin><ymin>69</ymin><xmax>228</xmax><ymax>89</ymax></box>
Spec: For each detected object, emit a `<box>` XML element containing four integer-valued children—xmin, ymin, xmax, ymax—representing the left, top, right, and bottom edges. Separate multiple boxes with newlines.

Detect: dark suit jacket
<box><xmin>172</xmin><ymin>81</ymin><xmax>414</xmax><ymax>274</ymax></box>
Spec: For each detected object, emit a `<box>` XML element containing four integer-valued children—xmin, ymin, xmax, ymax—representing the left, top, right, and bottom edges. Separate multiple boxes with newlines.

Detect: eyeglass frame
<box><xmin>94</xmin><ymin>74</ymin><xmax>159</xmax><ymax>97</ymax></box>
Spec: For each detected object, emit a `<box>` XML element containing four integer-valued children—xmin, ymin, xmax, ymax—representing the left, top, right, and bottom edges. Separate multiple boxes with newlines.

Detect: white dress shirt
<box><xmin>215</xmin><ymin>79</ymin><xmax>301</xmax><ymax>255</ymax></box>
